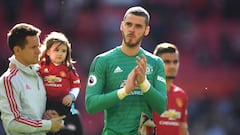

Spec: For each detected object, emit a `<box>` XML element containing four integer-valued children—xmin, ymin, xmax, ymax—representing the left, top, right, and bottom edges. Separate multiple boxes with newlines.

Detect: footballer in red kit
<box><xmin>153</xmin><ymin>43</ymin><xmax>190</xmax><ymax>135</ymax></box>
<box><xmin>153</xmin><ymin>84</ymin><xmax>188</xmax><ymax>135</ymax></box>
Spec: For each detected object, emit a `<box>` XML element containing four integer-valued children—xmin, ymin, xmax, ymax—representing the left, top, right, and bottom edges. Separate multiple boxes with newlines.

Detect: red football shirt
<box><xmin>39</xmin><ymin>62</ymin><xmax>81</xmax><ymax>101</ymax></box>
<box><xmin>153</xmin><ymin>83</ymin><xmax>188</xmax><ymax>135</ymax></box>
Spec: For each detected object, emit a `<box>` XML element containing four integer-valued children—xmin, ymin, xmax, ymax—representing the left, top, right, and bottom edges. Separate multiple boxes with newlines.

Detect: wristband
<box><xmin>69</xmin><ymin>93</ymin><xmax>75</xmax><ymax>101</ymax></box>
<box><xmin>117</xmin><ymin>88</ymin><xmax>128</xmax><ymax>100</ymax></box>
<box><xmin>71</xmin><ymin>102</ymin><xmax>77</xmax><ymax>115</ymax></box>
<box><xmin>139</xmin><ymin>79</ymin><xmax>151</xmax><ymax>93</ymax></box>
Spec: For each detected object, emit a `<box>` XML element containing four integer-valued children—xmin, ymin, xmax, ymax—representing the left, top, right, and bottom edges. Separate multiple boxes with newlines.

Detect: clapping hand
<box><xmin>135</xmin><ymin>54</ymin><xmax>147</xmax><ymax>85</ymax></box>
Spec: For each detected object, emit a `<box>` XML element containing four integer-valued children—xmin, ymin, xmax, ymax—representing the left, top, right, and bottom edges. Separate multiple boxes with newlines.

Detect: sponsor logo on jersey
<box><xmin>45</xmin><ymin>83</ymin><xmax>62</xmax><ymax>87</ymax></box>
<box><xmin>114</xmin><ymin>66</ymin><xmax>123</xmax><ymax>73</ymax></box>
<box><xmin>120</xmin><ymin>80</ymin><xmax>142</xmax><ymax>95</ymax></box>
<box><xmin>128</xmin><ymin>90</ymin><xmax>143</xmax><ymax>96</ymax></box>
<box><xmin>159</xmin><ymin>121</ymin><xmax>180</xmax><ymax>126</ymax></box>
<box><xmin>44</xmin><ymin>75</ymin><xmax>62</xmax><ymax>83</ymax></box>
<box><xmin>161</xmin><ymin>109</ymin><xmax>181</xmax><ymax>120</ymax></box>
<box><xmin>157</xmin><ymin>75</ymin><xmax>166</xmax><ymax>84</ymax></box>
<box><xmin>88</xmin><ymin>75</ymin><xmax>97</xmax><ymax>86</ymax></box>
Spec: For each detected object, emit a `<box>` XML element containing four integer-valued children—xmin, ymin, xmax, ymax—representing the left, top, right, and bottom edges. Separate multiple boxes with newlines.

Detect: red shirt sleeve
<box><xmin>69</xmin><ymin>69</ymin><xmax>81</xmax><ymax>89</ymax></box>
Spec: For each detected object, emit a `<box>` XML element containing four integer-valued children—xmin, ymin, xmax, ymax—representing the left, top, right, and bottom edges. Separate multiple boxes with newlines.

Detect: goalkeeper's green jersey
<box><xmin>85</xmin><ymin>46</ymin><xmax>167</xmax><ymax>135</ymax></box>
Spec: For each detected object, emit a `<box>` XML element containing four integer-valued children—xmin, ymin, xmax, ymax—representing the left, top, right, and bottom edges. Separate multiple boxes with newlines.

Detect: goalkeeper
<box><xmin>85</xmin><ymin>6</ymin><xmax>167</xmax><ymax>135</ymax></box>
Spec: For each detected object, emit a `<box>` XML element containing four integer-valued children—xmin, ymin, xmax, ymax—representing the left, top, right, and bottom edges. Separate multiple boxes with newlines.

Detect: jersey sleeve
<box><xmin>69</xmin><ymin>69</ymin><xmax>81</xmax><ymax>89</ymax></box>
<box><xmin>85</xmin><ymin>56</ymin><xmax>121</xmax><ymax>114</ymax></box>
<box><xmin>69</xmin><ymin>69</ymin><xmax>81</xmax><ymax>99</ymax></box>
<box><xmin>180</xmin><ymin>91</ymin><xmax>188</xmax><ymax>122</ymax></box>
<box><xmin>143</xmin><ymin>57</ymin><xmax>167</xmax><ymax>115</ymax></box>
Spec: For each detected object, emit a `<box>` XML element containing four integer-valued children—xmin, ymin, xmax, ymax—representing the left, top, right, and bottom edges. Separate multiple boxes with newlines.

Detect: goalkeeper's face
<box><xmin>120</xmin><ymin>13</ymin><xmax>149</xmax><ymax>48</ymax></box>
<box><xmin>160</xmin><ymin>52</ymin><xmax>179</xmax><ymax>79</ymax></box>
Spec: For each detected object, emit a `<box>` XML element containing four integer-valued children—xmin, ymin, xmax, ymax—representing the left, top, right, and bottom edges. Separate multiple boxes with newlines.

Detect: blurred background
<box><xmin>0</xmin><ymin>0</ymin><xmax>240</xmax><ymax>134</ymax></box>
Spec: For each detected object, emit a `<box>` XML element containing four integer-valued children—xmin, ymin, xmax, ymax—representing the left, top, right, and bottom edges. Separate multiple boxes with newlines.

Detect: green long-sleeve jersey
<box><xmin>85</xmin><ymin>46</ymin><xmax>167</xmax><ymax>135</ymax></box>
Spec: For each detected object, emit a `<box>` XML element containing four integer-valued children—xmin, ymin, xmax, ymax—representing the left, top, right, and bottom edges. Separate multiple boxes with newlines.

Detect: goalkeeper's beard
<box><xmin>166</xmin><ymin>76</ymin><xmax>176</xmax><ymax>79</ymax></box>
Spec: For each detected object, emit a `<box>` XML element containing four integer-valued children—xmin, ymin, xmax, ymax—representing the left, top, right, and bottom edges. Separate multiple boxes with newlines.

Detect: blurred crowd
<box><xmin>0</xmin><ymin>0</ymin><xmax>240</xmax><ymax>134</ymax></box>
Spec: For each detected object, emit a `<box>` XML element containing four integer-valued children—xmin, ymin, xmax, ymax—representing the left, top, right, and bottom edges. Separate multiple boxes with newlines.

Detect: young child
<box><xmin>39</xmin><ymin>32</ymin><xmax>83</xmax><ymax>135</ymax></box>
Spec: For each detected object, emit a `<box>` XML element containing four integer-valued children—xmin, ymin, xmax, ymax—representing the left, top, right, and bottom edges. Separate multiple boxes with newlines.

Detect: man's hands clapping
<box><xmin>125</xmin><ymin>54</ymin><xmax>147</xmax><ymax>94</ymax></box>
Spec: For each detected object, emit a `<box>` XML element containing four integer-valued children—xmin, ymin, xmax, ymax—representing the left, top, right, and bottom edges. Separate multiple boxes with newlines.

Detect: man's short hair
<box><xmin>123</xmin><ymin>6</ymin><xmax>150</xmax><ymax>26</ymax></box>
<box><xmin>153</xmin><ymin>42</ymin><xmax>179</xmax><ymax>56</ymax></box>
<box><xmin>7</xmin><ymin>23</ymin><xmax>41</xmax><ymax>53</ymax></box>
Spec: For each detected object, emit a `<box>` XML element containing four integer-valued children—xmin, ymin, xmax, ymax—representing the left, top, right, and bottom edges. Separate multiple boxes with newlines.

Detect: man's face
<box><xmin>15</xmin><ymin>36</ymin><xmax>41</xmax><ymax>66</ymax></box>
<box><xmin>160</xmin><ymin>52</ymin><xmax>180</xmax><ymax>79</ymax></box>
<box><xmin>120</xmin><ymin>14</ymin><xmax>149</xmax><ymax>48</ymax></box>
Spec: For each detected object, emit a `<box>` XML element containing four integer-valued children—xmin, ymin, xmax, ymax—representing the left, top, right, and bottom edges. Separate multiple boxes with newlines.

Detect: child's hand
<box><xmin>62</xmin><ymin>95</ymin><xmax>73</xmax><ymax>107</ymax></box>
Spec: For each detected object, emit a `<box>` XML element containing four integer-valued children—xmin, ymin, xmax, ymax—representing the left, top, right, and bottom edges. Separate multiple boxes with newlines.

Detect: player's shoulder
<box><xmin>90</xmin><ymin>47</ymin><xmax>119</xmax><ymax>69</ymax></box>
<box><xmin>171</xmin><ymin>84</ymin><xmax>188</xmax><ymax>101</ymax></box>
<box><xmin>95</xmin><ymin>47</ymin><xmax>119</xmax><ymax>60</ymax></box>
<box><xmin>172</xmin><ymin>84</ymin><xmax>187</xmax><ymax>95</ymax></box>
<box><xmin>142</xmin><ymin>48</ymin><xmax>156</xmax><ymax>58</ymax></box>
<box><xmin>0</xmin><ymin>68</ymin><xmax>19</xmax><ymax>82</ymax></box>
<box><xmin>142</xmin><ymin>48</ymin><xmax>162</xmax><ymax>59</ymax></box>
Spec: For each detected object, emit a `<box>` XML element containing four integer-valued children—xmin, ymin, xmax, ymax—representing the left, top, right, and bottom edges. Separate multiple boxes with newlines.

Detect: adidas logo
<box><xmin>25</xmin><ymin>84</ymin><xmax>31</xmax><ymax>90</ymax></box>
<box><xmin>114</xmin><ymin>66</ymin><xmax>123</xmax><ymax>73</ymax></box>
